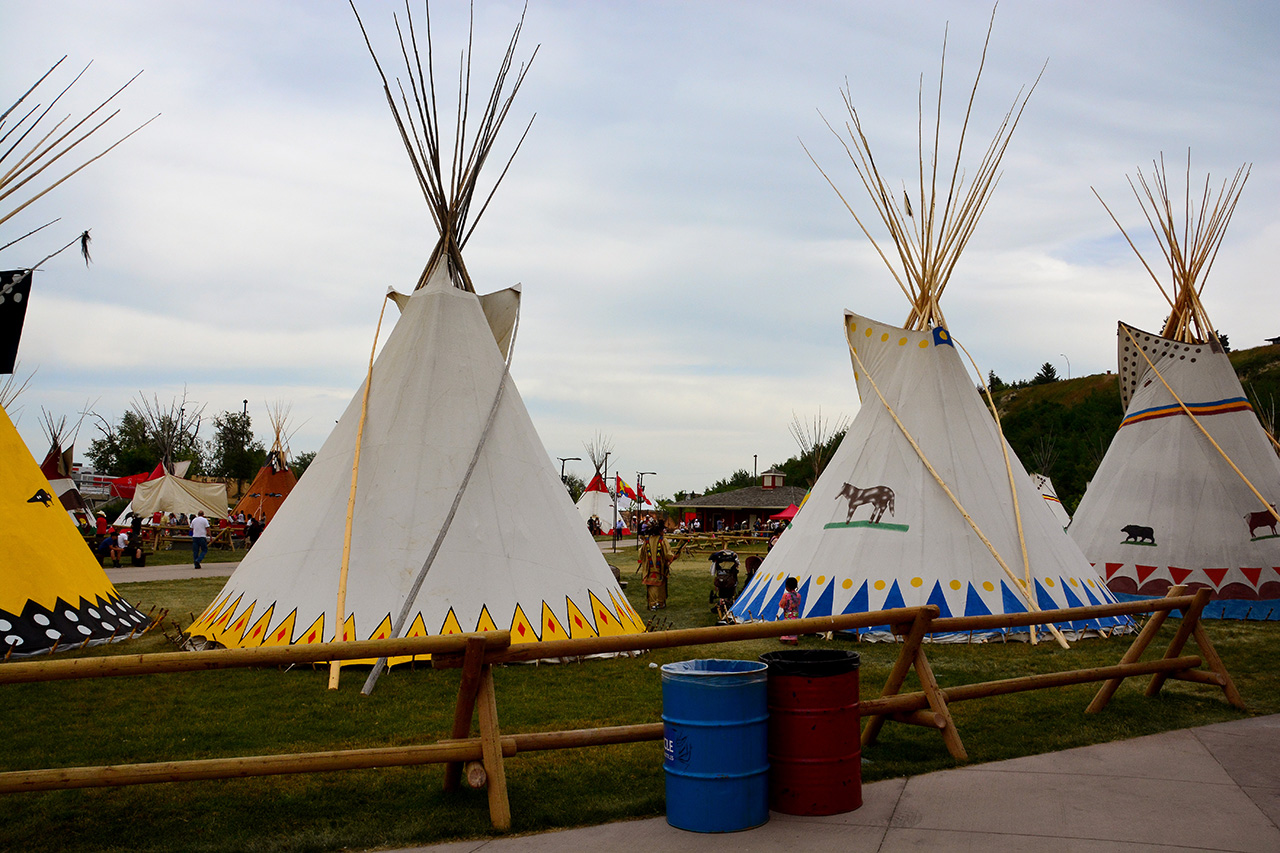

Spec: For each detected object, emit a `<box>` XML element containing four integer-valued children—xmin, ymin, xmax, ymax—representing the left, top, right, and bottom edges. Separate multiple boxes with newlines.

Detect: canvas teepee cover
<box><xmin>39</xmin><ymin>412</ymin><xmax>92</xmax><ymax>524</ymax></box>
<box><xmin>1030</xmin><ymin>473</ymin><xmax>1071</xmax><ymax>528</ymax></box>
<box><xmin>188</xmin><ymin>6</ymin><xmax>641</xmax><ymax>658</ymax></box>
<box><xmin>129</xmin><ymin>474</ymin><xmax>227</xmax><ymax>520</ymax></box>
<box><xmin>731</xmin><ymin>314</ymin><xmax>1123</xmax><ymax>638</ymax></box>
<box><xmin>732</xmin><ymin>19</ymin><xmax>1122</xmax><ymax>638</ymax></box>
<box><xmin>233</xmin><ymin>406</ymin><xmax>297</xmax><ymax>523</ymax></box>
<box><xmin>1070</xmin><ymin>157</ymin><xmax>1280</xmax><ymax>618</ymax></box>
<box><xmin>575</xmin><ymin>472</ymin><xmax>615</xmax><ymax>527</ymax></box>
<box><xmin>189</xmin><ymin>269</ymin><xmax>643</xmax><ymax>654</ymax></box>
<box><xmin>1</xmin><ymin>406</ymin><xmax>148</xmax><ymax>655</ymax></box>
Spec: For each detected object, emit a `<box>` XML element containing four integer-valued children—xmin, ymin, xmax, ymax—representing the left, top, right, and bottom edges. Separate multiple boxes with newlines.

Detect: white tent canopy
<box><xmin>1071</xmin><ymin>156</ymin><xmax>1279</xmax><ymax>619</ymax></box>
<box><xmin>112</xmin><ymin>466</ymin><xmax>224</xmax><ymax>526</ymax></box>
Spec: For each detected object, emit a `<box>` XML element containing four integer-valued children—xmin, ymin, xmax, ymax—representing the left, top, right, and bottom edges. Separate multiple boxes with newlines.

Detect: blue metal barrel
<box><xmin>661</xmin><ymin>659</ymin><xmax>769</xmax><ymax>832</ymax></box>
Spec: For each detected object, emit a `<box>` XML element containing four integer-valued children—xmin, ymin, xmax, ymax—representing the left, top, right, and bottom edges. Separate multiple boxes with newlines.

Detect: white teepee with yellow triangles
<box><xmin>188</xmin><ymin>6</ymin><xmax>642</xmax><ymax>666</ymax></box>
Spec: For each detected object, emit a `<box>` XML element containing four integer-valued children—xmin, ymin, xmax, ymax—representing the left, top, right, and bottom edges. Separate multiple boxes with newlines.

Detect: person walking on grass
<box><xmin>190</xmin><ymin>510</ymin><xmax>210</xmax><ymax>569</ymax></box>
<box><xmin>779</xmin><ymin>576</ymin><xmax>801</xmax><ymax>644</ymax></box>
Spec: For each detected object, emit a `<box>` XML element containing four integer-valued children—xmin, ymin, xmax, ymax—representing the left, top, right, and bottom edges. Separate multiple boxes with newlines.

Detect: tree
<box><xmin>789</xmin><ymin>409</ymin><xmax>850</xmax><ymax>488</ymax></box>
<box><xmin>704</xmin><ymin>469</ymin><xmax>755</xmax><ymax>495</ymax></box>
<box><xmin>86</xmin><ymin>409</ymin><xmax>155</xmax><ymax>475</ymax></box>
<box><xmin>1032</xmin><ymin>362</ymin><xmax>1059</xmax><ymax>385</ymax></box>
<box><xmin>988</xmin><ymin>370</ymin><xmax>1007</xmax><ymax>392</ymax></box>
<box><xmin>86</xmin><ymin>393</ymin><xmax>206</xmax><ymax>475</ymax></box>
<box><xmin>207</xmin><ymin>410</ymin><xmax>266</xmax><ymax>489</ymax></box>
<box><xmin>563</xmin><ymin>472</ymin><xmax>585</xmax><ymax>503</ymax></box>
<box><xmin>291</xmin><ymin>450</ymin><xmax>317</xmax><ymax>477</ymax></box>
<box><xmin>1216</xmin><ymin>330</ymin><xmax>1231</xmax><ymax>352</ymax></box>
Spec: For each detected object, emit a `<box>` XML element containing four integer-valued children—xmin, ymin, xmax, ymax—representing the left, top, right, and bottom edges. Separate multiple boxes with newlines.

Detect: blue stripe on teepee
<box><xmin>840</xmin><ymin>581</ymin><xmax>870</xmax><ymax>615</ymax></box>
<box><xmin>932</xmin><ymin>326</ymin><xmax>954</xmax><ymax>348</ymax></box>
<box><xmin>1058</xmin><ymin>580</ymin><xmax>1091</xmax><ymax>630</ymax></box>
<box><xmin>964</xmin><ymin>583</ymin><xmax>993</xmax><ymax>617</ymax></box>
<box><xmin>1076</xmin><ymin>581</ymin><xmax>1118</xmax><ymax>627</ymax></box>
<box><xmin>731</xmin><ymin>575</ymin><xmax>771</xmax><ymax>620</ymax></box>
<box><xmin>834</xmin><ymin>578</ymin><xmax>875</xmax><ymax>630</ymax></box>
<box><xmin>925</xmin><ymin>581</ymin><xmax>954</xmax><ymax>618</ymax></box>
<box><xmin>806</xmin><ymin>577</ymin><xmax>835</xmax><ymax>618</ymax></box>
<box><xmin>1034</xmin><ymin>579</ymin><xmax>1058</xmax><ymax>611</ymax></box>
<box><xmin>880</xmin><ymin>580</ymin><xmax>906</xmax><ymax>611</ymax></box>
<box><xmin>796</xmin><ymin>577</ymin><xmax>813</xmax><ymax>615</ymax></box>
<box><xmin>759</xmin><ymin>583</ymin><xmax>787</xmax><ymax>622</ymax></box>
<box><xmin>1001</xmin><ymin>581</ymin><xmax>1028</xmax><ymax>614</ymax></box>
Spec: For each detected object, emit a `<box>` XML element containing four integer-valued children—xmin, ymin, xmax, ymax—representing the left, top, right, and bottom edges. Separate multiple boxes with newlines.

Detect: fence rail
<box><xmin>0</xmin><ymin>587</ymin><xmax>1242</xmax><ymax>831</ymax></box>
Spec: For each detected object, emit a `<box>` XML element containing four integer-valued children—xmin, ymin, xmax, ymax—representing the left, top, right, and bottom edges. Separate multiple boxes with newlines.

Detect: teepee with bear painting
<box><xmin>1069</xmin><ymin>155</ymin><xmax>1280</xmax><ymax>619</ymax></box>
<box><xmin>732</xmin><ymin>17</ymin><xmax>1123</xmax><ymax>641</ymax></box>
<box><xmin>188</xmin><ymin>5</ymin><xmax>642</xmax><ymax>674</ymax></box>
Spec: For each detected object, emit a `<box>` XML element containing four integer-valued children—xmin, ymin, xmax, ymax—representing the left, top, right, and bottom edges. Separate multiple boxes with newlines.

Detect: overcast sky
<box><xmin>3</xmin><ymin>1</ymin><xmax>1278</xmax><ymax>497</ymax></box>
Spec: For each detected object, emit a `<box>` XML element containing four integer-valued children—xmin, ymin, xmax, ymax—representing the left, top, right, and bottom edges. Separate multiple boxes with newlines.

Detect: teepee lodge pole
<box><xmin>805</xmin><ymin>7</ymin><xmax>1043</xmax><ymax>333</ymax></box>
<box><xmin>1093</xmin><ymin>152</ymin><xmax>1250</xmax><ymax>346</ymax></box>
<box><xmin>1122</xmin><ymin>324</ymin><xmax>1279</xmax><ymax>525</ymax></box>
<box><xmin>329</xmin><ymin>293</ymin><xmax>392</xmax><ymax>690</ymax></box>
<box><xmin>350</xmin><ymin>0</ymin><xmax>537</xmax><ymax>295</ymax></box>
<box><xmin>846</xmin><ymin>335</ymin><xmax>1069</xmax><ymax>649</ymax></box>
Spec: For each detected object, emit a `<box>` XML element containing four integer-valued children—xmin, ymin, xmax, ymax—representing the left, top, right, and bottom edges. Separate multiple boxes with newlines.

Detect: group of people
<box><xmin>674</xmin><ymin>516</ymin><xmax>788</xmax><ymax>535</ymax></box>
<box><xmin>89</xmin><ymin>505</ymin><xmax>270</xmax><ymax>570</ymax></box>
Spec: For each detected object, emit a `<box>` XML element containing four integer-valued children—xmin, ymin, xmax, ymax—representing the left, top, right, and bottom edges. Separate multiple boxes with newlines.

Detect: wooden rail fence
<box><xmin>0</xmin><ymin>587</ymin><xmax>1243</xmax><ymax>831</ymax></box>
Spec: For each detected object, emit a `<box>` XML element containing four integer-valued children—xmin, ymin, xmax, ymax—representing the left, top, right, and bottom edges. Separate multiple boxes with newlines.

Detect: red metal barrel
<box><xmin>759</xmin><ymin>649</ymin><xmax>861</xmax><ymax>815</ymax></box>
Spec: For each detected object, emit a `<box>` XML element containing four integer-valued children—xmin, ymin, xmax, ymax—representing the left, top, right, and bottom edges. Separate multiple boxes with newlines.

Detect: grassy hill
<box><xmin>995</xmin><ymin>342</ymin><xmax>1280</xmax><ymax>512</ymax></box>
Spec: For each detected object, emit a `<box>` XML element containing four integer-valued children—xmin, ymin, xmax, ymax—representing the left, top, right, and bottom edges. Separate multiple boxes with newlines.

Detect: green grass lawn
<box><xmin>1</xmin><ymin>545</ymin><xmax>1276</xmax><ymax>852</ymax></box>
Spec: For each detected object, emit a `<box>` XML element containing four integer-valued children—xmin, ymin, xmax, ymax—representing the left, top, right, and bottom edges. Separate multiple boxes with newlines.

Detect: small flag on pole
<box><xmin>616</xmin><ymin>475</ymin><xmax>638</xmax><ymax>502</ymax></box>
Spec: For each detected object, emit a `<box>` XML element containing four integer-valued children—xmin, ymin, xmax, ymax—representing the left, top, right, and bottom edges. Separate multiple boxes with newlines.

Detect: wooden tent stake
<box><xmin>846</xmin><ymin>334</ymin><xmax>1069</xmax><ymax>648</ymax></box>
<box><xmin>329</xmin><ymin>292</ymin><xmax>391</xmax><ymax>691</ymax></box>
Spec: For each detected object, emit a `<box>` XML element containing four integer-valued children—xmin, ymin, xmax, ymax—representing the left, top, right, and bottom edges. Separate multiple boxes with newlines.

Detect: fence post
<box><xmin>1086</xmin><ymin>586</ymin><xmax>1184</xmax><ymax>714</ymax></box>
<box><xmin>1144</xmin><ymin>587</ymin><xmax>1210</xmax><ymax>698</ymax></box>
<box><xmin>861</xmin><ymin>607</ymin><xmax>936</xmax><ymax>747</ymax></box>
<box><xmin>476</xmin><ymin>665</ymin><xmax>511</xmax><ymax>830</ymax></box>
<box><xmin>443</xmin><ymin>636</ymin><xmax>488</xmax><ymax>792</ymax></box>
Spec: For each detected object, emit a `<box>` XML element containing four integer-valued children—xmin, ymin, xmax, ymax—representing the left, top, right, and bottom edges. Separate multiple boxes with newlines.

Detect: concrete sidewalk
<box><xmin>107</xmin><ymin>562</ymin><xmax>237</xmax><ymax>583</ymax></box>
<box><xmin>390</xmin><ymin>715</ymin><xmax>1280</xmax><ymax>852</ymax></box>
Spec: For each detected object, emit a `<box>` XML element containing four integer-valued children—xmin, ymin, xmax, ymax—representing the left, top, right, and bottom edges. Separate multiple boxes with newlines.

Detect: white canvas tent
<box><xmin>125</xmin><ymin>473</ymin><xmax>227</xmax><ymax>522</ymax></box>
<box><xmin>732</xmin><ymin>23</ymin><xmax>1124</xmax><ymax>640</ymax></box>
<box><xmin>1070</xmin><ymin>157</ymin><xmax>1280</xmax><ymax>619</ymax></box>
<box><xmin>1030</xmin><ymin>473</ymin><xmax>1071</xmax><ymax>528</ymax></box>
<box><xmin>188</xmin><ymin>7</ymin><xmax>642</xmax><ymax>668</ymax></box>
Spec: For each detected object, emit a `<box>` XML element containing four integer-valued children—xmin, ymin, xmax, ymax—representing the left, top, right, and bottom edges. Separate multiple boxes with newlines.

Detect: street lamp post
<box><xmin>243</xmin><ymin>399</ymin><xmax>248</xmax><ymax>415</ymax></box>
<box><xmin>1060</xmin><ymin>353</ymin><xmax>1071</xmax><ymax>380</ymax></box>
<box><xmin>556</xmin><ymin>456</ymin><xmax>581</xmax><ymax>485</ymax></box>
<box><xmin>637</xmin><ymin>471</ymin><xmax>656</xmax><ymax>532</ymax></box>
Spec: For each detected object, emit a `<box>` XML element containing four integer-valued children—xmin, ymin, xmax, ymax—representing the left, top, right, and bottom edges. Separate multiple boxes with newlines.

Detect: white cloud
<box><xmin>4</xmin><ymin>0</ymin><xmax>1278</xmax><ymax>496</ymax></box>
